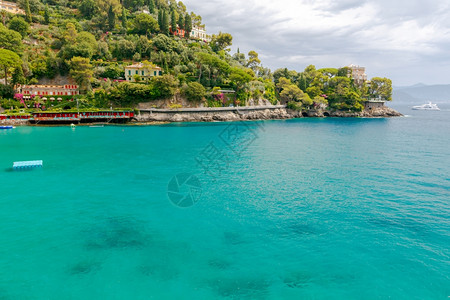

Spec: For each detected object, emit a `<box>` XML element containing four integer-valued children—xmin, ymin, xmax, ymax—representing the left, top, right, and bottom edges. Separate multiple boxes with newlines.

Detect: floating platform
<box><xmin>13</xmin><ymin>160</ymin><xmax>43</xmax><ymax>170</ymax></box>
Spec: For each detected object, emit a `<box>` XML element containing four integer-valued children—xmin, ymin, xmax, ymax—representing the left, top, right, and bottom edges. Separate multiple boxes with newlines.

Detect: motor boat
<box><xmin>412</xmin><ymin>102</ymin><xmax>440</xmax><ymax>110</ymax></box>
<box><xmin>0</xmin><ymin>126</ymin><xmax>13</xmax><ymax>129</ymax></box>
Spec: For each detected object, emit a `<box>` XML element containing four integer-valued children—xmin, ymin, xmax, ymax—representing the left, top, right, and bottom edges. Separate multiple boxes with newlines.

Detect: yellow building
<box><xmin>0</xmin><ymin>0</ymin><xmax>25</xmax><ymax>15</ymax></box>
<box><xmin>125</xmin><ymin>62</ymin><xmax>162</xmax><ymax>82</ymax></box>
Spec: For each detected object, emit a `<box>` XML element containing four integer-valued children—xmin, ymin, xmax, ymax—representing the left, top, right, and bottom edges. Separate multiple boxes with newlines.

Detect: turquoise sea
<box><xmin>0</xmin><ymin>104</ymin><xmax>449</xmax><ymax>299</ymax></box>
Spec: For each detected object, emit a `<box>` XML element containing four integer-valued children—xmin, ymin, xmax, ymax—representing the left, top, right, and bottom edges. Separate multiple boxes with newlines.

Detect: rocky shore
<box><xmin>0</xmin><ymin>119</ymin><xmax>29</xmax><ymax>126</ymax></box>
<box><xmin>0</xmin><ymin>106</ymin><xmax>402</xmax><ymax>126</ymax></box>
<box><xmin>136</xmin><ymin>105</ymin><xmax>402</xmax><ymax>123</ymax></box>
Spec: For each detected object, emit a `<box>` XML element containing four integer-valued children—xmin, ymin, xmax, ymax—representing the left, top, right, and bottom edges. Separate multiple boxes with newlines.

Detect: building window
<box><xmin>128</xmin><ymin>70</ymin><xmax>131</xmax><ymax>75</ymax></box>
<box><xmin>142</xmin><ymin>71</ymin><xmax>145</xmax><ymax>75</ymax></box>
<box><xmin>135</xmin><ymin>70</ymin><xmax>138</xmax><ymax>75</ymax></box>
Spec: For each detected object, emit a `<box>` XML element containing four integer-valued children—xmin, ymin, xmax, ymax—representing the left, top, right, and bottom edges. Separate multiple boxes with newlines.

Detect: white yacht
<box><xmin>412</xmin><ymin>102</ymin><xmax>440</xmax><ymax>110</ymax></box>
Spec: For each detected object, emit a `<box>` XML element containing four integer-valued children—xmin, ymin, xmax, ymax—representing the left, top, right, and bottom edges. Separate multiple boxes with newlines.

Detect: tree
<box><xmin>158</xmin><ymin>9</ymin><xmax>163</xmax><ymax>29</ymax></box>
<box><xmin>313</xmin><ymin>95</ymin><xmax>328</xmax><ymax>106</ymax></box>
<box><xmin>24</xmin><ymin>0</ymin><xmax>32</xmax><ymax>23</ymax></box>
<box><xmin>96</xmin><ymin>41</ymin><xmax>112</xmax><ymax>60</ymax></box>
<box><xmin>8</xmin><ymin>16</ymin><xmax>29</xmax><ymax>38</ymax></box>
<box><xmin>280</xmin><ymin>84</ymin><xmax>307</xmax><ymax>104</ymax></box>
<box><xmin>44</xmin><ymin>5</ymin><xmax>50</xmax><ymax>24</ymax></box>
<box><xmin>177</xmin><ymin>13</ymin><xmax>184</xmax><ymax>30</ymax></box>
<box><xmin>100</xmin><ymin>64</ymin><xmax>123</xmax><ymax>79</ymax></box>
<box><xmin>318</xmin><ymin>68</ymin><xmax>338</xmax><ymax>78</ymax></box>
<box><xmin>133</xmin><ymin>13</ymin><xmax>159</xmax><ymax>35</ymax></box>
<box><xmin>152</xmin><ymin>74</ymin><xmax>178</xmax><ymax>98</ymax></box>
<box><xmin>121</xmin><ymin>8</ymin><xmax>127</xmax><ymax>29</ymax></box>
<box><xmin>69</xmin><ymin>57</ymin><xmax>93</xmax><ymax>93</ymax></box>
<box><xmin>232</xmin><ymin>51</ymin><xmax>246</xmax><ymax>66</ymax></box>
<box><xmin>61</xmin><ymin>31</ymin><xmax>98</xmax><ymax>60</ymax></box>
<box><xmin>273</xmin><ymin>68</ymin><xmax>297</xmax><ymax>84</ymax></box>
<box><xmin>0</xmin><ymin>49</ymin><xmax>21</xmax><ymax>86</ymax></box>
<box><xmin>247</xmin><ymin>50</ymin><xmax>261</xmax><ymax>72</ymax></box>
<box><xmin>190</xmin><ymin>12</ymin><xmax>202</xmax><ymax>26</ymax></box>
<box><xmin>298</xmin><ymin>74</ymin><xmax>307</xmax><ymax>92</ymax></box>
<box><xmin>79</xmin><ymin>0</ymin><xmax>96</xmax><ymax>18</ymax></box>
<box><xmin>162</xmin><ymin>10</ymin><xmax>170</xmax><ymax>35</ymax></box>
<box><xmin>0</xmin><ymin>10</ymin><xmax>8</xmax><ymax>26</ymax></box>
<box><xmin>303</xmin><ymin>64</ymin><xmax>318</xmax><ymax>87</ymax></box>
<box><xmin>195</xmin><ymin>52</ymin><xmax>230</xmax><ymax>82</ymax></box>
<box><xmin>96</xmin><ymin>0</ymin><xmax>121</xmax><ymax>15</ymax></box>
<box><xmin>135</xmin><ymin>35</ymin><xmax>150</xmax><ymax>56</ymax></box>
<box><xmin>11</xmin><ymin>65</ymin><xmax>26</xmax><ymax>86</ymax></box>
<box><xmin>210</xmin><ymin>32</ymin><xmax>233</xmax><ymax>52</ymax></box>
<box><xmin>148</xmin><ymin>0</ymin><xmax>155</xmax><ymax>13</ymax></box>
<box><xmin>183</xmin><ymin>82</ymin><xmax>206</xmax><ymax>101</ymax></box>
<box><xmin>276</xmin><ymin>77</ymin><xmax>292</xmax><ymax>92</ymax></box>
<box><xmin>63</xmin><ymin>22</ymin><xmax>77</xmax><ymax>44</ymax></box>
<box><xmin>337</xmin><ymin>67</ymin><xmax>350</xmax><ymax>77</ymax></box>
<box><xmin>177</xmin><ymin>1</ymin><xmax>186</xmax><ymax>12</ymax></box>
<box><xmin>184</xmin><ymin>13</ymin><xmax>191</xmax><ymax>37</ymax></box>
<box><xmin>170</xmin><ymin>10</ymin><xmax>177</xmax><ymax>35</ymax></box>
<box><xmin>0</xmin><ymin>25</ymin><xmax>23</xmax><ymax>53</ymax></box>
<box><xmin>369</xmin><ymin>77</ymin><xmax>392</xmax><ymax>100</ymax></box>
<box><xmin>229</xmin><ymin>67</ymin><xmax>253</xmax><ymax>92</ymax></box>
<box><xmin>112</xmin><ymin>39</ymin><xmax>135</xmax><ymax>60</ymax></box>
<box><xmin>152</xmin><ymin>34</ymin><xmax>172</xmax><ymax>51</ymax></box>
<box><xmin>108</xmin><ymin>5</ymin><xmax>116</xmax><ymax>30</ymax></box>
<box><xmin>132</xmin><ymin>52</ymin><xmax>141</xmax><ymax>61</ymax></box>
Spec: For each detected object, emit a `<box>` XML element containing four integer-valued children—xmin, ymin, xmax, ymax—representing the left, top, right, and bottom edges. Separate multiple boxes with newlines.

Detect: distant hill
<box><xmin>393</xmin><ymin>84</ymin><xmax>450</xmax><ymax>104</ymax></box>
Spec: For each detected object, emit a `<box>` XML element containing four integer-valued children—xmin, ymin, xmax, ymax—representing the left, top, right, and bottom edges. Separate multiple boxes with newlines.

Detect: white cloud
<box><xmin>185</xmin><ymin>0</ymin><xmax>450</xmax><ymax>85</ymax></box>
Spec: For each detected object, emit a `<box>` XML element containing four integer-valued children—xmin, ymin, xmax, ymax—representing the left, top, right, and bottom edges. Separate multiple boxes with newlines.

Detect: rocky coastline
<box><xmin>136</xmin><ymin>105</ymin><xmax>402</xmax><ymax>123</ymax></box>
<box><xmin>0</xmin><ymin>106</ymin><xmax>402</xmax><ymax>126</ymax></box>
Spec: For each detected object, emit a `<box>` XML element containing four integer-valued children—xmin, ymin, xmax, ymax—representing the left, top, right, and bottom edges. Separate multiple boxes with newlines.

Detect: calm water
<box><xmin>0</xmin><ymin>105</ymin><xmax>449</xmax><ymax>299</ymax></box>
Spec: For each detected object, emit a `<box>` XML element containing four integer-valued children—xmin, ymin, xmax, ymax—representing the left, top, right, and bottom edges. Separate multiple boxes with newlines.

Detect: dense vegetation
<box><xmin>0</xmin><ymin>0</ymin><xmax>392</xmax><ymax>112</ymax></box>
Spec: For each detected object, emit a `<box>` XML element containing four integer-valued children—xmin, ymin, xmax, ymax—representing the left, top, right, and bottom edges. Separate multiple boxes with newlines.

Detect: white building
<box><xmin>190</xmin><ymin>25</ymin><xmax>211</xmax><ymax>42</ymax></box>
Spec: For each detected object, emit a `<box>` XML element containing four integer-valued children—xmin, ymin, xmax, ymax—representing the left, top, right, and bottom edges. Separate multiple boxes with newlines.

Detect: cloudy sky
<box><xmin>185</xmin><ymin>0</ymin><xmax>450</xmax><ymax>86</ymax></box>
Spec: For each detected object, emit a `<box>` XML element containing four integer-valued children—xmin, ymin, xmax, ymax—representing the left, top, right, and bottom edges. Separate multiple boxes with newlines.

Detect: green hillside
<box><xmin>0</xmin><ymin>0</ymin><xmax>392</xmax><ymax>112</ymax></box>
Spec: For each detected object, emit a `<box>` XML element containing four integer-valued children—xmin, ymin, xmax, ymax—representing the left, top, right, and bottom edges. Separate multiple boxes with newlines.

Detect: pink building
<box><xmin>19</xmin><ymin>84</ymin><xmax>80</xmax><ymax>99</ymax></box>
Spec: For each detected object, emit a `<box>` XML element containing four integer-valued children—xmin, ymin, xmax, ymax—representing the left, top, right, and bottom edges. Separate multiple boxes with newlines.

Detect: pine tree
<box><xmin>24</xmin><ymin>0</ymin><xmax>32</xmax><ymax>23</ymax></box>
<box><xmin>299</xmin><ymin>74</ymin><xmax>307</xmax><ymax>92</ymax></box>
<box><xmin>148</xmin><ymin>0</ymin><xmax>155</xmax><ymax>13</ymax></box>
<box><xmin>121</xmin><ymin>8</ymin><xmax>127</xmax><ymax>30</ymax></box>
<box><xmin>162</xmin><ymin>10</ymin><xmax>169</xmax><ymax>36</ymax></box>
<box><xmin>44</xmin><ymin>5</ymin><xmax>50</xmax><ymax>25</ymax></box>
<box><xmin>158</xmin><ymin>9</ymin><xmax>163</xmax><ymax>29</ymax></box>
<box><xmin>184</xmin><ymin>13</ymin><xmax>192</xmax><ymax>38</ymax></box>
<box><xmin>108</xmin><ymin>5</ymin><xmax>115</xmax><ymax>30</ymax></box>
<box><xmin>170</xmin><ymin>10</ymin><xmax>177</xmax><ymax>35</ymax></box>
<box><xmin>178</xmin><ymin>13</ymin><xmax>184</xmax><ymax>30</ymax></box>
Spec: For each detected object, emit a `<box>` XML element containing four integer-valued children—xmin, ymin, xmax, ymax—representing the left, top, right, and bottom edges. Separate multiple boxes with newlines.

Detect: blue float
<box><xmin>13</xmin><ymin>160</ymin><xmax>43</xmax><ymax>170</ymax></box>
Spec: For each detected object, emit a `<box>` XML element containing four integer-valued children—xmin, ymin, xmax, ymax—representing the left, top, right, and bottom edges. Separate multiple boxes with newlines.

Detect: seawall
<box><xmin>136</xmin><ymin>105</ymin><xmax>402</xmax><ymax>122</ymax></box>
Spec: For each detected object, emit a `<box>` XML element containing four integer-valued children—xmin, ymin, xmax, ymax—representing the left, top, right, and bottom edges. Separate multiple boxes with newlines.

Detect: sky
<box><xmin>185</xmin><ymin>0</ymin><xmax>450</xmax><ymax>86</ymax></box>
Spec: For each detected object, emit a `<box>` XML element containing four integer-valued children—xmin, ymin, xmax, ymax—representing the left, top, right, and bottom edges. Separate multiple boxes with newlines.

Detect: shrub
<box><xmin>182</xmin><ymin>82</ymin><xmax>206</xmax><ymax>101</ymax></box>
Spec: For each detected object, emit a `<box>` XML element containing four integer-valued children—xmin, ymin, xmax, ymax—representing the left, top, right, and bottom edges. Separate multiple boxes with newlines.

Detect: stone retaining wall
<box><xmin>137</xmin><ymin>105</ymin><xmax>402</xmax><ymax>122</ymax></box>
